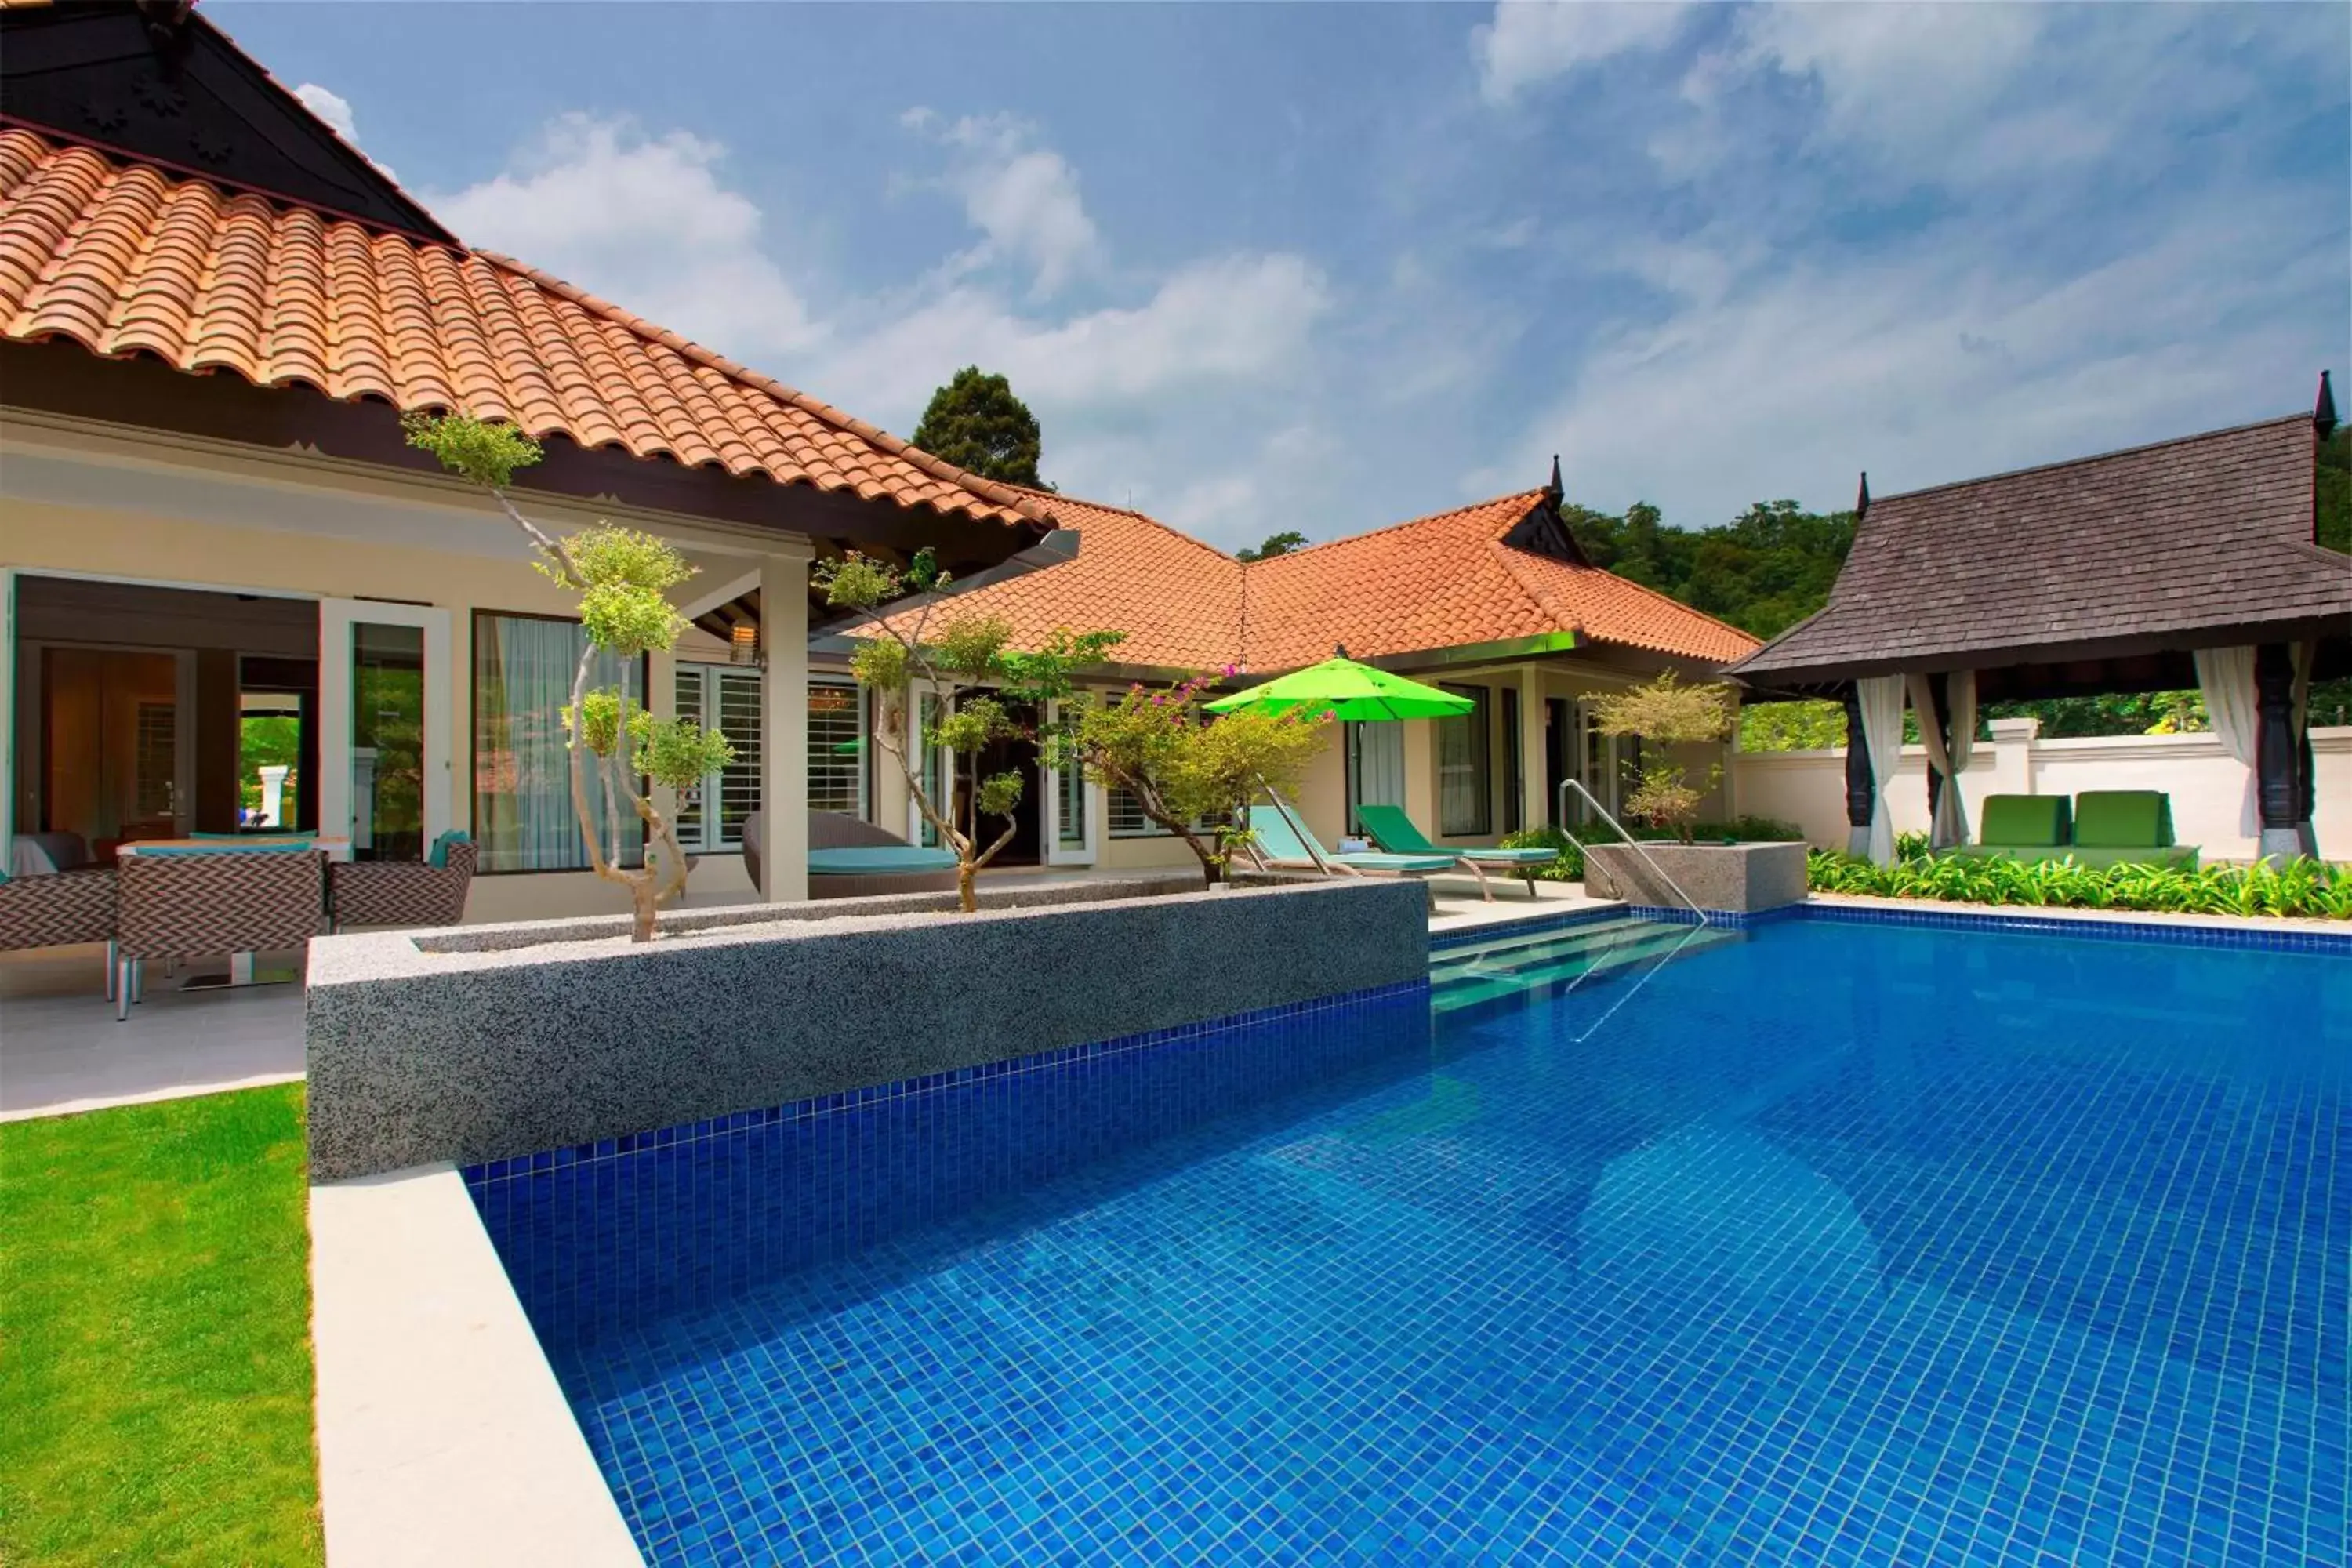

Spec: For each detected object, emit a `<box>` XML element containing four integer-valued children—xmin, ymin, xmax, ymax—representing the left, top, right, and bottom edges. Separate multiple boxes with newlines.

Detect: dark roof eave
<box><xmin>1730</xmin><ymin>612</ymin><xmax>2352</xmax><ymax>691</ymax></box>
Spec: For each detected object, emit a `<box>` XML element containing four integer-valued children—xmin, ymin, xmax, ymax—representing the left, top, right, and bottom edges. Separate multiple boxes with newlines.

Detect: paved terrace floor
<box><xmin>0</xmin><ymin>873</ymin><xmax>1603</xmax><ymax>1123</ymax></box>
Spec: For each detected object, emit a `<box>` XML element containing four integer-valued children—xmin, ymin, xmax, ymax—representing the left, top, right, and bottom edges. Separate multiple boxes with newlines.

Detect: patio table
<box><xmin>117</xmin><ymin>838</ymin><xmax>350</xmax><ymax>987</ymax></box>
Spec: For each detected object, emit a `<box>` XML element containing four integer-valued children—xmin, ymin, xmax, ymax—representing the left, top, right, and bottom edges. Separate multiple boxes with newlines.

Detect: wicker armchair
<box><xmin>116</xmin><ymin>849</ymin><xmax>326</xmax><ymax>1020</ymax></box>
<box><xmin>0</xmin><ymin>867</ymin><xmax>119</xmax><ymax>996</ymax></box>
<box><xmin>328</xmin><ymin>842</ymin><xmax>478</xmax><ymax>931</ymax></box>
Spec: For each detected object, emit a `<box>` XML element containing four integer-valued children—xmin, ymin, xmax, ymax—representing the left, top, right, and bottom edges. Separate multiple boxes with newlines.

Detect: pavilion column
<box><xmin>2293</xmin><ymin>642</ymin><xmax>2319</xmax><ymax>858</ymax></box>
<box><xmin>1842</xmin><ymin>686</ymin><xmax>1874</xmax><ymax>858</ymax></box>
<box><xmin>2253</xmin><ymin>642</ymin><xmax>2302</xmax><ymax>863</ymax></box>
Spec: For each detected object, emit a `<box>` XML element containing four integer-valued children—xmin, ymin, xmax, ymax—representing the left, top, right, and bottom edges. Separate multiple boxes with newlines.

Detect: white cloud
<box><xmin>292</xmin><ymin>81</ymin><xmax>397</xmax><ymax>184</ymax></box>
<box><xmin>430</xmin><ymin>116</ymin><xmax>820</xmax><ymax>358</ymax></box>
<box><xmin>1487</xmin><ymin>192</ymin><xmax>2342</xmax><ymax>527</ymax></box>
<box><xmin>423</xmin><ymin>111</ymin><xmax>1334</xmax><ymax>546</ymax></box>
<box><xmin>293</xmin><ymin>82</ymin><xmax>358</xmax><ymax>143</ymax></box>
<box><xmin>904</xmin><ymin>111</ymin><xmax>1101</xmax><ymax>296</ymax></box>
<box><xmin>1472</xmin><ymin>2</ymin><xmax>1693</xmax><ymax>105</ymax></box>
<box><xmin>812</xmin><ymin>253</ymin><xmax>1327</xmax><ymax>416</ymax></box>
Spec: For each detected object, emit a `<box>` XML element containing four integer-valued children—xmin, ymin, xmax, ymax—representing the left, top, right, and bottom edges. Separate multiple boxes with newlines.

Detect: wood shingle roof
<box><xmin>1730</xmin><ymin>413</ymin><xmax>2350</xmax><ymax>690</ymax></box>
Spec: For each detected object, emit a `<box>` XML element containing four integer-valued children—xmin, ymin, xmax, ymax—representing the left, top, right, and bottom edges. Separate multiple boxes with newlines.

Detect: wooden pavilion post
<box><xmin>1842</xmin><ymin>685</ymin><xmax>1873</xmax><ymax>858</ymax></box>
<box><xmin>2253</xmin><ymin>643</ymin><xmax>2303</xmax><ymax>862</ymax></box>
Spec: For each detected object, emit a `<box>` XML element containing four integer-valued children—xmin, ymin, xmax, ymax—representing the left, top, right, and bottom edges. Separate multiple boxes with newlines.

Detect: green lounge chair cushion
<box><xmin>1253</xmin><ymin>799</ymin><xmax>1454</xmax><ymax>873</ymax></box>
<box><xmin>1976</xmin><ymin>795</ymin><xmax>2070</xmax><ymax>848</ymax></box>
<box><xmin>1354</xmin><ymin>803</ymin><xmax>1555</xmax><ymax>866</ymax></box>
<box><xmin>808</xmin><ymin>846</ymin><xmax>960</xmax><ymax>876</ymax></box>
<box><xmin>2071</xmin><ymin>791</ymin><xmax>2173</xmax><ymax>848</ymax></box>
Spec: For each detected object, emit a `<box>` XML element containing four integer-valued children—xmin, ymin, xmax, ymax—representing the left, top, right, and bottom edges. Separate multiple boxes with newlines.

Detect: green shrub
<box><xmin>1806</xmin><ymin>851</ymin><xmax>2352</xmax><ymax>920</ymax></box>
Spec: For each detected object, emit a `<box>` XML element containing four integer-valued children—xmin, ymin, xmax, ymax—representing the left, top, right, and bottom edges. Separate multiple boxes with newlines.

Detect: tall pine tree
<box><xmin>911</xmin><ymin>367</ymin><xmax>1047</xmax><ymax>488</ymax></box>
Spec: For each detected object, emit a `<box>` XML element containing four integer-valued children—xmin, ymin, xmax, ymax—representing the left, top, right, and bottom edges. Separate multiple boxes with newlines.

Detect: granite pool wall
<box><xmin>306</xmin><ymin>878</ymin><xmax>1429</xmax><ymax>1181</ymax></box>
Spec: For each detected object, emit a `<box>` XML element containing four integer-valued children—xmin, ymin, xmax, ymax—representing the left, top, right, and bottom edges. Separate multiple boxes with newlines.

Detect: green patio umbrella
<box><xmin>1203</xmin><ymin>648</ymin><xmax>1474</xmax><ymax>722</ymax></box>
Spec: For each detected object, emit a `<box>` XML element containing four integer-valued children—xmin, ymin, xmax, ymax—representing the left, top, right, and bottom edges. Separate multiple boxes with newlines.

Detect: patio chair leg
<box><xmin>1464</xmin><ymin>858</ymin><xmax>1494</xmax><ymax>902</ymax></box>
<box><xmin>105</xmin><ymin>940</ymin><xmax>118</xmax><ymax>1001</ymax></box>
<box><xmin>115</xmin><ymin>958</ymin><xmax>130</xmax><ymax>1022</ymax></box>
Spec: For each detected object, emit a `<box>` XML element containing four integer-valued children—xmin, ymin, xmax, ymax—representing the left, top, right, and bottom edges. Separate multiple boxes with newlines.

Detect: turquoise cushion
<box><xmin>429</xmin><ymin>830</ymin><xmax>473</xmax><ymax>869</ymax></box>
<box><xmin>192</xmin><ymin>829</ymin><xmax>316</xmax><ymax>842</ymax></box>
<box><xmin>809</xmin><ymin>846</ymin><xmax>960</xmax><ymax>876</ymax></box>
<box><xmin>132</xmin><ymin>841</ymin><xmax>313</xmax><ymax>857</ymax></box>
<box><xmin>1330</xmin><ymin>851</ymin><xmax>1457</xmax><ymax>872</ymax></box>
<box><xmin>1457</xmin><ymin>848</ymin><xmax>1563</xmax><ymax>865</ymax></box>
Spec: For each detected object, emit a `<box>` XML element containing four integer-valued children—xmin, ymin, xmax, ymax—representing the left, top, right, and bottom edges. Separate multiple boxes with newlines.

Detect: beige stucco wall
<box><xmin>1732</xmin><ymin>725</ymin><xmax>2352</xmax><ymax>860</ymax></box>
<box><xmin>2</xmin><ymin>412</ymin><xmax>814</xmax><ymax>919</ymax></box>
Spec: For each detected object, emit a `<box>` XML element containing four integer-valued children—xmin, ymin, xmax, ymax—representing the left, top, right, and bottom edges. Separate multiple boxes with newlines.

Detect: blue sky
<box><xmin>212</xmin><ymin>2</ymin><xmax>2350</xmax><ymax>551</ymax></box>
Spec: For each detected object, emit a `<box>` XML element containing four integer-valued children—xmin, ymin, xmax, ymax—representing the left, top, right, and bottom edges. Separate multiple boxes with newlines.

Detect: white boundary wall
<box><xmin>1733</xmin><ymin>720</ymin><xmax>2352</xmax><ymax>862</ymax></box>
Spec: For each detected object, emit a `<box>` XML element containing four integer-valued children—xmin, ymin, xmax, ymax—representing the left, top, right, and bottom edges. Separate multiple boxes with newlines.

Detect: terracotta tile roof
<box><xmin>0</xmin><ymin>127</ymin><xmax>1050</xmax><ymax>530</ymax></box>
<box><xmin>880</xmin><ymin>491</ymin><xmax>1244</xmax><ymax>670</ymax></box>
<box><xmin>881</xmin><ymin>485</ymin><xmax>1759</xmax><ymax>672</ymax></box>
<box><xmin>1732</xmin><ymin>413</ymin><xmax>2347</xmax><ymax>686</ymax></box>
<box><xmin>1245</xmin><ymin>492</ymin><xmax>1761</xmax><ymax>669</ymax></box>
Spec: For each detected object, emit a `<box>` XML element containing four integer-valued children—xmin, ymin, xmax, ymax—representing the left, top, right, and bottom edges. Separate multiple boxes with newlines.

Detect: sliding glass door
<box><xmin>320</xmin><ymin>600</ymin><xmax>451</xmax><ymax>861</ymax></box>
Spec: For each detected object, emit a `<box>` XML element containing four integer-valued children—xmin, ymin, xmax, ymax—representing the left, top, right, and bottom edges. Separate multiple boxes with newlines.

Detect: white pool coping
<box><xmin>309</xmin><ymin>1163</ymin><xmax>641</xmax><ymax>1567</ymax></box>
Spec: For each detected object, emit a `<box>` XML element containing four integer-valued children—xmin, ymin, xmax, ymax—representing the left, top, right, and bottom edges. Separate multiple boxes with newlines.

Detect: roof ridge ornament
<box><xmin>1545</xmin><ymin>454</ymin><xmax>1563</xmax><ymax>503</ymax></box>
<box><xmin>2317</xmin><ymin>370</ymin><xmax>2338</xmax><ymax>437</ymax></box>
<box><xmin>1856</xmin><ymin>471</ymin><xmax>1871</xmax><ymax>521</ymax></box>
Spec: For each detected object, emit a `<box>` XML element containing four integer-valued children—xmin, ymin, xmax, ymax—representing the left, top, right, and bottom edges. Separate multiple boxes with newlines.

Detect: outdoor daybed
<box><xmin>1944</xmin><ymin>791</ymin><xmax>2198</xmax><ymax>869</ymax></box>
<box><xmin>741</xmin><ymin>811</ymin><xmax>961</xmax><ymax>900</ymax></box>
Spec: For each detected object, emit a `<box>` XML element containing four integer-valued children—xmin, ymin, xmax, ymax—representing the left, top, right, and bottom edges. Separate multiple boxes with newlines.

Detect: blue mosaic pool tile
<box><xmin>467</xmin><ymin>978</ymin><xmax>1433</xmax><ymax>1341</ymax></box>
<box><xmin>477</xmin><ymin>916</ymin><xmax>2347</xmax><ymax>1566</ymax></box>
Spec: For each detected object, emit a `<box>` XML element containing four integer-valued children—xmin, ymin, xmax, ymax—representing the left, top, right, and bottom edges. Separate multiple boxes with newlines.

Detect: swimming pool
<box><xmin>470</xmin><ymin>912</ymin><xmax>2347</xmax><ymax>1565</ymax></box>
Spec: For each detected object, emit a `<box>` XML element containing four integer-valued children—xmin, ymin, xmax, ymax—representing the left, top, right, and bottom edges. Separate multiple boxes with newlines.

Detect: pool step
<box><xmin>1431</xmin><ymin>917</ymin><xmax>1739</xmax><ymax>1014</ymax></box>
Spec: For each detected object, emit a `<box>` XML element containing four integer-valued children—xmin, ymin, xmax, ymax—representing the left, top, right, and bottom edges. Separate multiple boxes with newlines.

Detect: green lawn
<box><xmin>0</xmin><ymin>1084</ymin><xmax>323</xmax><ymax>1566</ymax></box>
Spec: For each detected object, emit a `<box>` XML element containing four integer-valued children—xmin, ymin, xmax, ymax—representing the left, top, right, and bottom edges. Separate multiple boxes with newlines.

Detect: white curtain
<box><xmin>1907</xmin><ymin>671</ymin><xmax>1976</xmax><ymax>849</ymax></box>
<box><xmin>474</xmin><ymin>615</ymin><xmax>642</xmax><ymax>872</ymax></box>
<box><xmin>1856</xmin><ymin>674</ymin><xmax>1907</xmax><ymax>866</ymax></box>
<box><xmin>2194</xmin><ymin>646</ymin><xmax>2261</xmax><ymax>837</ymax></box>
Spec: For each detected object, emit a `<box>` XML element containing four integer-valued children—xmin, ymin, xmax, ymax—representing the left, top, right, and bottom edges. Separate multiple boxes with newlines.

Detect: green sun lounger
<box><xmin>1247</xmin><ymin>795</ymin><xmax>1462</xmax><ymax>885</ymax></box>
<box><xmin>1354</xmin><ymin>803</ymin><xmax>1551</xmax><ymax>898</ymax></box>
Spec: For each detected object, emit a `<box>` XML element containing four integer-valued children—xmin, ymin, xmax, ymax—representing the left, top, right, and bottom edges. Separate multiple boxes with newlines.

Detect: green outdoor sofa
<box><xmin>1944</xmin><ymin>791</ymin><xmax>2198</xmax><ymax>869</ymax></box>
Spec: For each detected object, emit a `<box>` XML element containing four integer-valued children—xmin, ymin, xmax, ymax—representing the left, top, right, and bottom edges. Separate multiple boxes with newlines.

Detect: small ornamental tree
<box><xmin>1588</xmin><ymin>672</ymin><xmax>1735</xmax><ymax>842</ymax></box>
<box><xmin>815</xmin><ymin>550</ymin><xmax>1121</xmax><ymax>912</ymax></box>
<box><xmin>404</xmin><ymin>413</ymin><xmax>734</xmax><ymax>942</ymax></box>
<box><xmin>1057</xmin><ymin>672</ymin><xmax>1333</xmax><ymax>887</ymax></box>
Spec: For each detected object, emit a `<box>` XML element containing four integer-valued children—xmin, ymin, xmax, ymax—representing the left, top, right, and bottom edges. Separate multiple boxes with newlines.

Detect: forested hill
<box><xmin>1561</xmin><ymin>499</ymin><xmax>1854</xmax><ymax>641</ymax></box>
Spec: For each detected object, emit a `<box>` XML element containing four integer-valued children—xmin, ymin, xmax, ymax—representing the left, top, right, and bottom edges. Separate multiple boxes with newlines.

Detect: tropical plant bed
<box><xmin>1806</xmin><ymin>850</ymin><xmax>2352</xmax><ymax>921</ymax></box>
<box><xmin>0</xmin><ymin>1084</ymin><xmax>323</xmax><ymax>1566</ymax></box>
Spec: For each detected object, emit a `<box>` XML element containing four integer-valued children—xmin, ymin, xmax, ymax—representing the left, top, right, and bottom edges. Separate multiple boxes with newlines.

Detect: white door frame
<box><xmin>1040</xmin><ymin>699</ymin><xmax>1100</xmax><ymax>866</ymax></box>
<box><xmin>906</xmin><ymin>684</ymin><xmax>950</xmax><ymax>847</ymax></box>
<box><xmin>318</xmin><ymin>599</ymin><xmax>453</xmax><ymax>854</ymax></box>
